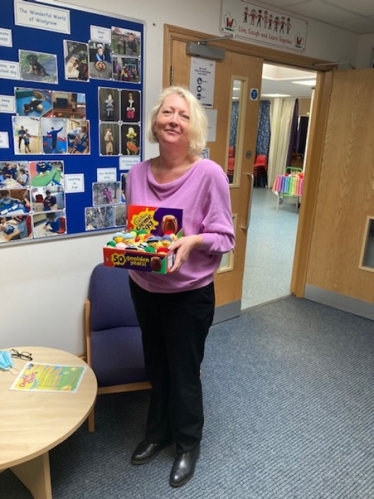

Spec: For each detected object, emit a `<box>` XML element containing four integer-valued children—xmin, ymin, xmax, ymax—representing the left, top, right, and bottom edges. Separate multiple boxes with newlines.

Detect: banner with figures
<box><xmin>220</xmin><ymin>1</ymin><xmax>308</xmax><ymax>52</ymax></box>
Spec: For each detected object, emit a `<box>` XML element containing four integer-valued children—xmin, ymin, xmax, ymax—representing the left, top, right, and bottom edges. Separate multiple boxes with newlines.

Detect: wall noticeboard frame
<box><xmin>0</xmin><ymin>0</ymin><xmax>144</xmax><ymax>245</ymax></box>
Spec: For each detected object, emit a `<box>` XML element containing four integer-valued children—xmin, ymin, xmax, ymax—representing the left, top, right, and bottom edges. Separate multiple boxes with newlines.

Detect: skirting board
<box><xmin>213</xmin><ymin>300</ymin><xmax>241</xmax><ymax>324</ymax></box>
<box><xmin>305</xmin><ymin>285</ymin><xmax>374</xmax><ymax>321</ymax></box>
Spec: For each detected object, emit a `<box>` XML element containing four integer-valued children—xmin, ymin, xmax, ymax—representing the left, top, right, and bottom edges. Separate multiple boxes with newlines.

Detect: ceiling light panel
<box><xmin>292</xmin><ymin>79</ymin><xmax>317</xmax><ymax>86</ymax></box>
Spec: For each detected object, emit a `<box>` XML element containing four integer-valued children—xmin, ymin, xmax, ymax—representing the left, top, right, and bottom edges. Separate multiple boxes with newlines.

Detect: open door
<box><xmin>293</xmin><ymin>68</ymin><xmax>374</xmax><ymax>308</ymax></box>
<box><xmin>166</xmin><ymin>34</ymin><xmax>263</xmax><ymax>321</ymax></box>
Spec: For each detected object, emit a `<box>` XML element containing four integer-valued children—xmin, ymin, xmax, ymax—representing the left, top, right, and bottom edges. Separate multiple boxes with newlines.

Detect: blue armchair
<box><xmin>85</xmin><ymin>263</ymin><xmax>150</xmax><ymax>432</ymax></box>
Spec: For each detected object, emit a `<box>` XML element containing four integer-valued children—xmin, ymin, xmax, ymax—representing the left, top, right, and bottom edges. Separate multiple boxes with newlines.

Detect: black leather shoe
<box><xmin>169</xmin><ymin>444</ymin><xmax>200</xmax><ymax>488</ymax></box>
<box><xmin>131</xmin><ymin>440</ymin><xmax>172</xmax><ymax>465</ymax></box>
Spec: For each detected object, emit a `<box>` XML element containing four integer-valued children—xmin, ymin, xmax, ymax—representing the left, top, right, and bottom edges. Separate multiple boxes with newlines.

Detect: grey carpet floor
<box><xmin>1</xmin><ymin>296</ymin><xmax>374</xmax><ymax>499</ymax></box>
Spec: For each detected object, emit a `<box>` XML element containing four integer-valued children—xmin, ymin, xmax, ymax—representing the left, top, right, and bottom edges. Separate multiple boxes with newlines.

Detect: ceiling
<box><xmin>256</xmin><ymin>0</ymin><xmax>374</xmax><ymax>99</ymax></box>
<box><xmin>260</xmin><ymin>64</ymin><xmax>317</xmax><ymax>99</ymax></box>
<box><xmin>254</xmin><ymin>0</ymin><xmax>374</xmax><ymax>35</ymax></box>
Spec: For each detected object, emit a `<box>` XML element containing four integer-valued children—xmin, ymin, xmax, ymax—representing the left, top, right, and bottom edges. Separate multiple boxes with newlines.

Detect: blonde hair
<box><xmin>147</xmin><ymin>85</ymin><xmax>208</xmax><ymax>155</ymax></box>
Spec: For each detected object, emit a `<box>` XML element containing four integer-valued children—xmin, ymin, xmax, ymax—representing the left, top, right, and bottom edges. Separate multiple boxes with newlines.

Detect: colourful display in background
<box><xmin>0</xmin><ymin>0</ymin><xmax>144</xmax><ymax>241</ymax></box>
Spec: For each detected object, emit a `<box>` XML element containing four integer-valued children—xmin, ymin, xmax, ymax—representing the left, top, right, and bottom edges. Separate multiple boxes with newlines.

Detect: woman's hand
<box><xmin>169</xmin><ymin>235</ymin><xmax>203</xmax><ymax>272</ymax></box>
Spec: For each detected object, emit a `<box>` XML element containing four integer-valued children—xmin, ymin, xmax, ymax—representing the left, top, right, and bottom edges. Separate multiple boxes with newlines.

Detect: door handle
<box><xmin>239</xmin><ymin>172</ymin><xmax>254</xmax><ymax>230</ymax></box>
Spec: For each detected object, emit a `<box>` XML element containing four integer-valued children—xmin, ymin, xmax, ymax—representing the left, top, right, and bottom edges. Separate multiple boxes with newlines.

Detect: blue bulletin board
<box><xmin>0</xmin><ymin>0</ymin><xmax>144</xmax><ymax>244</ymax></box>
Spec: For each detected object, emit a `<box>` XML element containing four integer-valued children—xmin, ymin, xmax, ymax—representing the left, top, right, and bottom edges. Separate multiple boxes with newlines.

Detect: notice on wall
<box><xmin>0</xmin><ymin>61</ymin><xmax>19</xmax><ymax>80</ymax></box>
<box><xmin>205</xmin><ymin>109</ymin><xmax>217</xmax><ymax>142</ymax></box>
<box><xmin>119</xmin><ymin>156</ymin><xmax>138</xmax><ymax>171</ymax></box>
<box><xmin>189</xmin><ymin>57</ymin><xmax>215</xmax><ymax>108</ymax></box>
<box><xmin>0</xmin><ymin>28</ymin><xmax>12</xmax><ymax>47</ymax></box>
<box><xmin>0</xmin><ymin>132</ymin><xmax>9</xmax><ymax>148</ymax></box>
<box><xmin>65</xmin><ymin>173</ymin><xmax>84</xmax><ymax>193</ymax></box>
<box><xmin>90</xmin><ymin>25</ymin><xmax>112</xmax><ymax>44</ymax></box>
<box><xmin>14</xmin><ymin>0</ymin><xmax>71</xmax><ymax>34</ymax></box>
<box><xmin>97</xmin><ymin>167</ymin><xmax>117</xmax><ymax>182</ymax></box>
<box><xmin>220</xmin><ymin>0</ymin><xmax>308</xmax><ymax>51</ymax></box>
<box><xmin>0</xmin><ymin>95</ymin><xmax>15</xmax><ymax>113</ymax></box>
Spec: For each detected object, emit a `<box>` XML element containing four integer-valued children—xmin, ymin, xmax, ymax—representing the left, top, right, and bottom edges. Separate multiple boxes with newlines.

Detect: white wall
<box><xmin>355</xmin><ymin>34</ymin><xmax>374</xmax><ymax>69</ymax></box>
<box><xmin>0</xmin><ymin>0</ymin><xmax>364</xmax><ymax>355</ymax></box>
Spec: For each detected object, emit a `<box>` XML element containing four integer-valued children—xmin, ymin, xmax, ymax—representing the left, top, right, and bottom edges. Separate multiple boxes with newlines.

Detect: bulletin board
<box><xmin>0</xmin><ymin>0</ymin><xmax>144</xmax><ymax>245</ymax></box>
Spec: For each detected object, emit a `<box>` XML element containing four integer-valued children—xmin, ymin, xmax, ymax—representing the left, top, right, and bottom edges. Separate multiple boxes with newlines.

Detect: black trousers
<box><xmin>129</xmin><ymin>277</ymin><xmax>215</xmax><ymax>453</ymax></box>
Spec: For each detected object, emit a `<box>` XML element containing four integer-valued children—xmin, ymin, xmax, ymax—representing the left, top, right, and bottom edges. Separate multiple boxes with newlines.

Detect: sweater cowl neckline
<box><xmin>146</xmin><ymin>159</ymin><xmax>202</xmax><ymax>196</ymax></box>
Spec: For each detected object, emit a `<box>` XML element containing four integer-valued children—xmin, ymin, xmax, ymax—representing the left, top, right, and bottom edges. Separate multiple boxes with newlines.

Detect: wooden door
<box><xmin>302</xmin><ymin>68</ymin><xmax>374</xmax><ymax>304</ymax></box>
<box><xmin>168</xmin><ymin>39</ymin><xmax>263</xmax><ymax>320</ymax></box>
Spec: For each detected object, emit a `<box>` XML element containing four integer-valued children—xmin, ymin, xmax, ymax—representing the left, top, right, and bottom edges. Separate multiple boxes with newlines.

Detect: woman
<box><xmin>127</xmin><ymin>86</ymin><xmax>235</xmax><ymax>488</ymax></box>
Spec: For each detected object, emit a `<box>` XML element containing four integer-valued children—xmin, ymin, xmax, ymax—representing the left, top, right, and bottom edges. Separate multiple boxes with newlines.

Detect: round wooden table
<box><xmin>0</xmin><ymin>346</ymin><xmax>97</xmax><ymax>499</ymax></box>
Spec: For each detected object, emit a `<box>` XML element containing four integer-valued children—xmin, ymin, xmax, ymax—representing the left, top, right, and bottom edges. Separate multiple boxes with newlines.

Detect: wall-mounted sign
<box><xmin>14</xmin><ymin>0</ymin><xmax>71</xmax><ymax>34</ymax></box>
<box><xmin>0</xmin><ymin>28</ymin><xmax>12</xmax><ymax>47</ymax></box>
<box><xmin>189</xmin><ymin>57</ymin><xmax>215</xmax><ymax>108</ymax></box>
<box><xmin>220</xmin><ymin>0</ymin><xmax>308</xmax><ymax>52</ymax></box>
<box><xmin>0</xmin><ymin>132</ymin><xmax>10</xmax><ymax>148</ymax></box>
<box><xmin>0</xmin><ymin>95</ymin><xmax>15</xmax><ymax>113</ymax></box>
<box><xmin>250</xmin><ymin>88</ymin><xmax>258</xmax><ymax>100</ymax></box>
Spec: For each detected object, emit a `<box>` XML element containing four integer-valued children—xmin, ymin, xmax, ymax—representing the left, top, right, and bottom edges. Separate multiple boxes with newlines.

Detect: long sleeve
<box><xmin>127</xmin><ymin>159</ymin><xmax>235</xmax><ymax>293</ymax></box>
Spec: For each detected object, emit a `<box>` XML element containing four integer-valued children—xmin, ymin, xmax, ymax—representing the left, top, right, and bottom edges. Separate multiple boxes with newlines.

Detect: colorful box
<box><xmin>103</xmin><ymin>205</ymin><xmax>183</xmax><ymax>273</ymax></box>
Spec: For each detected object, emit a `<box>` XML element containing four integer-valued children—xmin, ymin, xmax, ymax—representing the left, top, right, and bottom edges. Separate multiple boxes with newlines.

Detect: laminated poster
<box><xmin>10</xmin><ymin>362</ymin><xmax>87</xmax><ymax>393</ymax></box>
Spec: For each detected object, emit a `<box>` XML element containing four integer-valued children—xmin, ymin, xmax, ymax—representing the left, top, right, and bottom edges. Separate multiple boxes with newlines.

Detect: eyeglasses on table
<box><xmin>10</xmin><ymin>349</ymin><xmax>33</xmax><ymax>361</ymax></box>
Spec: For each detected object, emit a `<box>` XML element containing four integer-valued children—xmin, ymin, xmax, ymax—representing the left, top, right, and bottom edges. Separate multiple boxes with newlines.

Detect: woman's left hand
<box><xmin>169</xmin><ymin>235</ymin><xmax>203</xmax><ymax>272</ymax></box>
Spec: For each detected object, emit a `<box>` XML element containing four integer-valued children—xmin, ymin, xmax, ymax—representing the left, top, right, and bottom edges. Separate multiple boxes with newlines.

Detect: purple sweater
<box><xmin>126</xmin><ymin>159</ymin><xmax>235</xmax><ymax>293</ymax></box>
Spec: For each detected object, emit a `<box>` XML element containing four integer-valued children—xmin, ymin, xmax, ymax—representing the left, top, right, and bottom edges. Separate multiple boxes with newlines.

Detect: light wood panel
<box><xmin>166</xmin><ymin>36</ymin><xmax>263</xmax><ymax>307</ymax></box>
<box><xmin>306</xmin><ymin>69</ymin><xmax>374</xmax><ymax>302</ymax></box>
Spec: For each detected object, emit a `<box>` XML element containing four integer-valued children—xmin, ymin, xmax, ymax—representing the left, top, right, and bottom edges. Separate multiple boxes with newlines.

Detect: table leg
<box><xmin>10</xmin><ymin>452</ymin><xmax>52</xmax><ymax>499</ymax></box>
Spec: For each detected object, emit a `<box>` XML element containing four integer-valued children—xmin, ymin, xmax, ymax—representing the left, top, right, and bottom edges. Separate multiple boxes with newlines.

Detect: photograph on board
<box><xmin>19</xmin><ymin>50</ymin><xmax>58</xmax><ymax>85</ymax></box>
<box><xmin>88</xmin><ymin>41</ymin><xmax>112</xmax><ymax>80</ymax></box>
<box><xmin>98</xmin><ymin>87</ymin><xmax>120</xmax><ymax>122</ymax></box>
<box><xmin>63</xmin><ymin>40</ymin><xmax>89</xmax><ymax>82</ymax></box>
<box><xmin>12</xmin><ymin>116</ymin><xmax>42</xmax><ymax>155</ymax></box>
<box><xmin>85</xmin><ymin>206</ymin><xmax>115</xmax><ymax>231</ymax></box>
<box><xmin>125</xmin><ymin>30</ymin><xmax>141</xmax><ymax>56</ymax></box>
<box><xmin>33</xmin><ymin>210</ymin><xmax>66</xmax><ymax>238</ymax></box>
<box><xmin>113</xmin><ymin>56</ymin><xmax>140</xmax><ymax>82</ymax></box>
<box><xmin>66</xmin><ymin>119</ymin><xmax>90</xmax><ymax>154</ymax></box>
<box><xmin>111</xmin><ymin>27</ymin><xmax>127</xmax><ymax>55</ymax></box>
<box><xmin>121</xmin><ymin>90</ymin><xmax>140</xmax><ymax>122</ymax></box>
<box><xmin>0</xmin><ymin>214</ymin><xmax>32</xmax><ymax>243</ymax></box>
<box><xmin>52</xmin><ymin>91</ymin><xmax>86</xmax><ymax>119</ymax></box>
<box><xmin>99</xmin><ymin>123</ymin><xmax>119</xmax><ymax>156</ymax></box>
<box><xmin>30</xmin><ymin>160</ymin><xmax>64</xmax><ymax>188</ymax></box>
<box><xmin>120</xmin><ymin>172</ymin><xmax>127</xmax><ymax>203</ymax></box>
<box><xmin>41</xmin><ymin>118</ymin><xmax>67</xmax><ymax>154</ymax></box>
<box><xmin>31</xmin><ymin>185</ymin><xmax>65</xmax><ymax>213</ymax></box>
<box><xmin>0</xmin><ymin>161</ymin><xmax>30</xmax><ymax>189</ymax></box>
<box><xmin>15</xmin><ymin>88</ymin><xmax>53</xmax><ymax>118</ymax></box>
<box><xmin>0</xmin><ymin>215</ymin><xmax>32</xmax><ymax>243</ymax></box>
<box><xmin>121</xmin><ymin>124</ymin><xmax>140</xmax><ymax>156</ymax></box>
<box><xmin>0</xmin><ymin>188</ymin><xmax>30</xmax><ymax>217</ymax></box>
<box><xmin>115</xmin><ymin>204</ymin><xmax>126</xmax><ymax>227</ymax></box>
<box><xmin>92</xmin><ymin>181</ymin><xmax>121</xmax><ymax>206</ymax></box>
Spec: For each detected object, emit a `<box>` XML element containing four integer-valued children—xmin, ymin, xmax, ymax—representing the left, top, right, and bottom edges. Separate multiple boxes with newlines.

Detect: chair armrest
<box><xmin>84</xmin><ymin>298</ymin><xmax>92</xmax><ymax>365</ymax></box>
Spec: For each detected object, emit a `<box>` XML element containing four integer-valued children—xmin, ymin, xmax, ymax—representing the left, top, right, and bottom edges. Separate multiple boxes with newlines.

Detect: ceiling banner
<box><xmin>220</xmin><ymin>1</ymin><xmax>308</xmax><ymax>52</ymax></box>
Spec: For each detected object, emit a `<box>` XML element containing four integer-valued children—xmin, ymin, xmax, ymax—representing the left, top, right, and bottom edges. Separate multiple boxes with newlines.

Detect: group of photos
<box><xmin>85</xmin><ymin>173</ymin><xmax>127</xmax><ymax>231</ymax></box>
<box><xmin>17</xmin><ymin>26</ymin><xmax>141</xmax><ymax>87</ymax></box>
<box><xmin>63</xmin><ymin>27</ymin><xmax>141</xmax><ymax>83</ymax></box>
<box><xmin>12</xmin><ymin>87</ymin><xmax>89</xmax><ymax>155</ymax></box>
<box><xmin>98</xmin><ymin>87</ymin><xmax>141</xmax><ymax>156</ymax></box>
<box><xmin>0</xmin><ymin>160</ymin><xmax>66</xmax><ymax>243</ymax></box>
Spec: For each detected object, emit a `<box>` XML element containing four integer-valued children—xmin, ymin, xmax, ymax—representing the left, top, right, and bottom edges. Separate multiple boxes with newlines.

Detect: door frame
<box><xmin>163</xmin><ymin>24</ymin><xmax>334</xmax><ymax>300</ymax></box>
